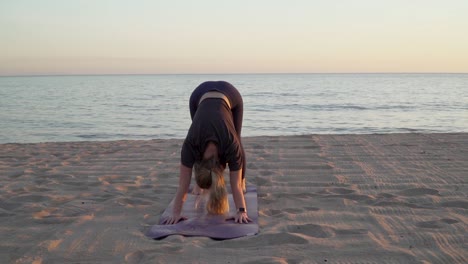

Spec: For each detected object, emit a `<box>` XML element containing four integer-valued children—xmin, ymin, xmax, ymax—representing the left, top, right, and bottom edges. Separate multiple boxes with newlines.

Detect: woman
<box><xmin>163</xmin><ymin>81</ymin><xmax>251</xmax><ymax>224</ymax></box>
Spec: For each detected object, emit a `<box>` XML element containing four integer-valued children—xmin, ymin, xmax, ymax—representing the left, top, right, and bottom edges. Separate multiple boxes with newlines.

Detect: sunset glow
<box><xmin>1</xmin><ymin>0</ymin><xmax>467</xmax><ymax>75</ymax></box>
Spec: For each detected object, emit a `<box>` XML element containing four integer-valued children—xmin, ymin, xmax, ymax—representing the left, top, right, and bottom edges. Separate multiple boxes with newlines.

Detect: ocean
<box><xmin>0</xmin><ymin>74</ymin><xmax>467</xmax><ymax>144</ymax></box>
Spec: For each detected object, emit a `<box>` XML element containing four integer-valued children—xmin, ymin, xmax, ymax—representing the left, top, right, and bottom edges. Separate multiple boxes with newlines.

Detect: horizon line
<box><xmin>1</xmin><ymin>72</ymin><xmax>467</xmax><ymax>78</ymax></box>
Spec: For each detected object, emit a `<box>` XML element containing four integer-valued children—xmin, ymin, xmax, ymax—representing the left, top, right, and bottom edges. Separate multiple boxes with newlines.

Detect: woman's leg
<box><xmin>189</xmin><ymin>86</ymin><xmax>205</xmax><ymax>120</ymax></box>
<box><xmin>218</xmin><ymin>83</ymin><xmax>246</xmax><ymax>181</ymax></box>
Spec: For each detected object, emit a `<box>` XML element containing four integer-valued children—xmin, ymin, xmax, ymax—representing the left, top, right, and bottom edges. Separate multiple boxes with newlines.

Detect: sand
<box><xmin>0</xmin><ymin>133</ymin><xmax>466</xmax><ymax>263</ymax></box>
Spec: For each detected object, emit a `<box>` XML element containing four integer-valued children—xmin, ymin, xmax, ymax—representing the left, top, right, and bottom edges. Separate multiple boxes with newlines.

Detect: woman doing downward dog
<box><xmin>163</xmin><ymin>81</ymin><xmax>251</xmax><ymax>224</ymax></box>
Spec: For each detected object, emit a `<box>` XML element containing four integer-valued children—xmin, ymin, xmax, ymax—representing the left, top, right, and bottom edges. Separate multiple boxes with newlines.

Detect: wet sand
<box><xmin>0</xmin><ymin>133</ymin><xmax>467</xmax><ymax>263</ymax></box>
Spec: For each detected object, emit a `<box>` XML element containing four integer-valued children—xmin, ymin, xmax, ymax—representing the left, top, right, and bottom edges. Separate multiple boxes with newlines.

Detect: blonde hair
<box><xmin>194</xmin><ymin>158</ymin><xmax>229</xmax><ymax>215</ymax></box>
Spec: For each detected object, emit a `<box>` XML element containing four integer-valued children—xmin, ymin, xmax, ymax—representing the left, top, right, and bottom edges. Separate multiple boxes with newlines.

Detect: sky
<box><xmin>1</xmin><ymin>0</ymin><xmax>467</xmax><ymax>75</ymax></box>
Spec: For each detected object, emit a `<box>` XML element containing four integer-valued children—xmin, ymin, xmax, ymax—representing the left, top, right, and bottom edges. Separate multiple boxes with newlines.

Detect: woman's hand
<box><xmin>162</xmin><ymin>214</ymin><xmax>187</xmax><ymax>225</ymax></box>
<box><xmin>235</xmin><ymin>212</ymin><xmax>252</xmax><ymax>224</ymax></box>
<box><xmin>226</xmin><ymin>212</ymin><xmax>252</xmax><ymax>224</ymax></box>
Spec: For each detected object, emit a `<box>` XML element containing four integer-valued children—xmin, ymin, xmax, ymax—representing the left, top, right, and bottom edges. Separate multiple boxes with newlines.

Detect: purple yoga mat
<box><xmin>146</xmin><ymin>185</ymin><xmax>258</xmax><ymax>240</ymax></box>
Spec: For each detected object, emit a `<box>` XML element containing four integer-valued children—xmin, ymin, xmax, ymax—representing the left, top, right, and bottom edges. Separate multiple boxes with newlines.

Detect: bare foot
<box><xmin>192</xmin><ymin>184</ymin><xmax>203</xmax><ymax>195</ymax></box>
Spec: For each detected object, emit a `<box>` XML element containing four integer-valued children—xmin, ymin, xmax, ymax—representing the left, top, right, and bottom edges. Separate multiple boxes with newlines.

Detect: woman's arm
<box><xmin>162</xmin><ymin>163</ymin><xmax>192</xmax><ymax>224</ymax></box>
<box><xmin>230</xmin><ymin>169</ymin><xmax>252</xmax><ymax>224</ymax></box>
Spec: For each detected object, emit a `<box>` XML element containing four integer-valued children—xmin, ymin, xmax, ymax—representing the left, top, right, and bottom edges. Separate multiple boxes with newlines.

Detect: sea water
<box><xmin>0</xmin><ymin>74</ymin><xmax>467</xmax><ymax>144</ymax></box>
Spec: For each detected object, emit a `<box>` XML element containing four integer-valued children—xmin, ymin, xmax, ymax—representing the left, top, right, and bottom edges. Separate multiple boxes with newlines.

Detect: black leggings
<box><xmin>189</xmin><ymin>81</ymin><xmax>246</xmax><ymax>178</ymax></box>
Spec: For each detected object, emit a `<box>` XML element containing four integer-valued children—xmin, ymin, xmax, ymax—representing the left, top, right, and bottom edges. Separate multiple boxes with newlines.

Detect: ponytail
<box><xmin>207</xmin><ymin>168</ymin><xmax>229</xmax><ymax>215</ymax></box>
<box><xmin>194</xmin><ymin>158</ymin><xmax>229</xmax><ymax>215</ymax></box>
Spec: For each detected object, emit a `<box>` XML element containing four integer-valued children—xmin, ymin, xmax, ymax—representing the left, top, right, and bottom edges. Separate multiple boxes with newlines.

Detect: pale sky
<box><xmin>1</xmin><ymin>0</ymin><xmax>467</xmax><ymax>75</ymax></box>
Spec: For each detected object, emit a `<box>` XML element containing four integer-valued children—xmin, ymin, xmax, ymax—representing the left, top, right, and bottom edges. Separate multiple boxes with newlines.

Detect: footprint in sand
<box><xmin>318</xmin><ymin>187</ymin><xmax>355</xmax><ymax>195</ymax></box>
<box><xmin>229</xmin><ymin>233</ymin><xmax>309</xmax><ymax>247</ymax></box>
<box><xmin>255</xmin><ymin>177</ymin><xmax>272</xmax><ymax>186</ymax></box>
<box><xmin>440</xmin><ymin>200</ymin><xmax>468</xmax><ymax>209</ymax></box>
<box><xmin>317</xmin><ymin>188</ymin><xmax>375</xmax><ymax>203</ymax></box>
<box><xmin>334</xmin><ymin>228</ymin><xmax>368</xmax><ymax>235</ymax></box>
<box><xmin>261</xmin><ymin>209</ymin><xmax>284</xmax><ymax>217</ymax></box>
<box><xmin>376</xmin><ymin>193</ymin><xmax>397</xmax><ymax>199</ymax></box>
<box><xmin>416</xmin><ymin>218</ymin><xmax>459</xmax><ymax>229</ymax></box>
<box><xmin>304</xmin><ymin>206</ymin><xmax>320</xmax><ymax>211</ymax></box>
<box><xmin>8</xmin><ymin>194</ymin><xmax>51</xmax><ymax>203</ymax></box>
<box><xmin>259</xmin><ymin>170</ymin><xmax>274</xmax><ymax>176</ymax></box>
<box><xmin>285</xmin><ymin>224</ymin><xmax>335</xmax><ymax>238</ymax></box>
<box><xmin>243</xmin><ymin>257</ymin><xmax>302</xmax><ymax>264</ymax></box>
<box><xmin>397</xmin><ymin>188</ymin><xmax>440</xmax><ymax>197</ymax></box>
<box><xmin>7</xmin><ymin>169</ymin><xmax>24</xmax><ymax>179</ymax></box>
<box><xmin>117</xmin><ymin>197</ymin><xmax>153</xmax><ymax>207</ymax></box>
<box><xmin>286</xmin><ymin>224</ymin><xmax>368</xmax><ymax>238</ymax></box>
<box><xmin>251</xmin><ymin>144</ymin><xmax>265</xmax><ymax>149</ymax></box>
<box><xmin>282</xmin><ymin>208</ymin><xmax>304</xmax><ymax>214</ymax></box>
<box><xmin>372</xmin><ymin>200</ymin><xmax>434</xmax><ymax>209</ymax></box>
<box><xmin>329</xmin><ymin>188</ymin><xmax>355</xmax><ymax>194</ymax></box>
<box><xmin>0</xmin><ymin>201</ymin><xmax>22</xmax><ymax>211</ymax></box>
<box><xmin>0</xmin><ymin>208</ymin><xmax>14</xmax><ymax>217</ymax></box>
<box><xmin>257</xmin><ymin>163</ymin><xmax>270</xmax><ymax>170</ymax></box>
<box><xmin>262</xmin><ymin>207</ymin><xmax>317</xmax><ymax>217</ymax></box>
<box><xmin>125</xmin><ymin>250</ymin><xmax>145</xmax><ymax>264</ymax></box>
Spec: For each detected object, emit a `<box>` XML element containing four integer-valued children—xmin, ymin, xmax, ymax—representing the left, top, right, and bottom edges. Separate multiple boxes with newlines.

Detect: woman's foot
<box><xmin>192</xmin><ymin>184</ymin><xmax>204</xmax><ymax>195</ymax></box>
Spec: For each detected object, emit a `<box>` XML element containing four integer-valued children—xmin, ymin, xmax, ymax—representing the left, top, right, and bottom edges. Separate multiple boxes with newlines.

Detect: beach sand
<box><xmin>0</xmin><ymin>133</ymin><xmax>466</xmax><ymax>263</ymax></box>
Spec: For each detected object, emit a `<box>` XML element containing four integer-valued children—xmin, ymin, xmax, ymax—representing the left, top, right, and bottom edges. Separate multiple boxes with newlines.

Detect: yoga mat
<box><xmin>146</xmin><ymin>185</ymin><xmax>258</xmax><ymax>240</ymax></box>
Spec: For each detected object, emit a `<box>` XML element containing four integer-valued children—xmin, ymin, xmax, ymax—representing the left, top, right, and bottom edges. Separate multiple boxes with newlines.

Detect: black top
<box><xmin>181</xmin><ymin>98</ymin><xmax>243</xmax><ymax>171</ymax></box>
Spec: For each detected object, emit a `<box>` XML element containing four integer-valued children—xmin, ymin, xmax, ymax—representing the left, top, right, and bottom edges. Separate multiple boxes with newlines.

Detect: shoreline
<box><xmin>1</xmin><ymin>133</ymin><xmax>466</xmax><ymax>263</ymax></box>
<box><xmin>1</xmin><ymin>131</ymin><xmax>466</xmax><ymax>146</ymax></box>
